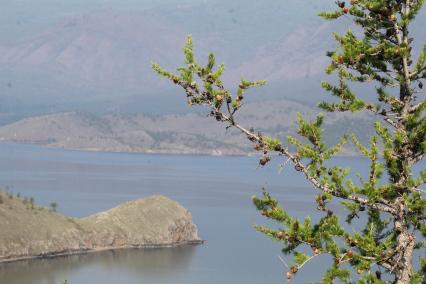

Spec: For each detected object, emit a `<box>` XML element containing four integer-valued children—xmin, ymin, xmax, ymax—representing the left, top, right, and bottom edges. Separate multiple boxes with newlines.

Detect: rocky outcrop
<box><xmin>0</xmin><ymin>193</ymin><xmax>201</xmax><ymax>263</ymax></box>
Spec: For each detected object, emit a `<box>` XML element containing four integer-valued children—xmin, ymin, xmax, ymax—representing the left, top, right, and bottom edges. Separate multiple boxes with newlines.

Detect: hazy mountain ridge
<box><xmin>231</xmin><ymin>23</ymin><xmax>334</xmax><ymax>82</ymax></box>
<box><xmin>0</xmin><ymin>100</ymin><xmax>375</xmax><ymax>156</ymax></box>
<box><xmin>0</xmin><ymin>10</ymin><xmax>186</xmax><ymax>88</ymax></box>
<box><xmin>0</xmin><ymin>0</ymin><xmax>424</xmax><ymax>116</ymax></box>
<box><xmin>0</xmin><ymin>3</ymin><xmax>339</xmax><ymax>115</ymax></box>
<box><xmin>0</xmin><ymin>10</ymin><xmax>333</xmax><ymax>87</ymax></box>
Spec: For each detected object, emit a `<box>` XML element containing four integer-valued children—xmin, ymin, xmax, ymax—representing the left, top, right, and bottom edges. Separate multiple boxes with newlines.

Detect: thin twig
<box><xmin>278</xmin><ymin>255</ymin><xmax>290</xmax><ymax>269</ymax></box>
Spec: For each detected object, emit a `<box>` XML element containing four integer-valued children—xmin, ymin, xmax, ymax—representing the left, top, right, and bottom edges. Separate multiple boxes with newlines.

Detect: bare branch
<box><xmin>365</xmin><ymin>104</ymin><xmax>402</xmax><ymax>131</ymax></box>
<box><xmin>211</xmin><ymin>107</ymin><xmax>398</xmax><ymax>215</ymax></box>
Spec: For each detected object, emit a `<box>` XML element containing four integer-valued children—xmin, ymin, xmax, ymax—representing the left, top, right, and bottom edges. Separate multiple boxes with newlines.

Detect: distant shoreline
<box><xmin>0</xmin><ymin>104</ymin><xmax>375</xmax><ymax>158</ymax></box>
<box><xmin>0</xmin><ymin>141</ymin><xmax>361</xmax><ymax>158</ymax></box>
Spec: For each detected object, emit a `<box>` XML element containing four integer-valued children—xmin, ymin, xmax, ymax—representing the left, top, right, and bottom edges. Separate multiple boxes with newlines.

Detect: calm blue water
<box><xmin>0</xmin><ymin>143</ymin><xmax>421</xmax><ymax>284</ymax></box>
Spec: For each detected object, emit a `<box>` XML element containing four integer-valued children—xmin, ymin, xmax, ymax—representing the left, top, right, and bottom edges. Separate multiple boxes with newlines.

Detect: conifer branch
<box><xmin>207</xmin><ymin>106</ymin><xmax>397</xmax><ymax>214</ymax></box>
<box><xmin>153</xmin><ymin>3</ymin><xmax>426</xmax><ymax>280</ymax></box>
<box><xmin>365</xmin><ymin>104</ymin><xmax>401</xmax><ymax>130</ymax></box>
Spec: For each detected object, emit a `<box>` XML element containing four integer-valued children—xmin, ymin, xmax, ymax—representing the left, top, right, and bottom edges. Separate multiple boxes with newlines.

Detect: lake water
<box><xmin>0</xmin><ymin>143</ymin><xmax>422</xmax><ymax>283</ymax></box>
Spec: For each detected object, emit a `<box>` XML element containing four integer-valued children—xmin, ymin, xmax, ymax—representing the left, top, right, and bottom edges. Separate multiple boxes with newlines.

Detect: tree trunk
<box><xmin>394</xmin><ymin>220</ymin><xmax>415</xmax><ymax>284</ymax></box>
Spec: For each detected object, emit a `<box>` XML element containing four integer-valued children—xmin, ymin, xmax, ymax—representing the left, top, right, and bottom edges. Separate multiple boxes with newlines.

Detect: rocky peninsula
<box><xmin>0</xmin><ymin>192</ymin><xmax>202</xmax><ymax>263</ymax></box>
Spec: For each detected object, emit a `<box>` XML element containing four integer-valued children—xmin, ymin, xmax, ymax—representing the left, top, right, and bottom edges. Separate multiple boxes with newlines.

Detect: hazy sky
<box><xmin>0</xmin><ymin>0</ymin><xmax>201</xmax><ymax>44</ymax></box>
<box><xmin>0</xmin><ymin>0</ymin><xmax>335</xmax><ymax>44</ymax></box>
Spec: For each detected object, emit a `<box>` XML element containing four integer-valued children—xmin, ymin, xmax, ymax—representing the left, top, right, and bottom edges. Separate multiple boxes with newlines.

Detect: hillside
<box><xmin>0</xmin><ymin>11</ymin><xmax>334</xmax><ymax>88</ymax></box>
<box><xmin>0</xmin><ymin>100</ymin><xmax>375</xmax><ymax>156</ymax></box>
<box><xmin>0</xmin><ymin>0</ymin><xmax>424</xmax><ymax>116</ymax></box>
<box><xmin>0</xmin><ymin>192</ymin><xmax>201</xmax><ymax>262</ymax></box>
<box><xmin>0</xmin><ymin>1</ymin><xmax>340</xmax><ymax>115</ymax></box>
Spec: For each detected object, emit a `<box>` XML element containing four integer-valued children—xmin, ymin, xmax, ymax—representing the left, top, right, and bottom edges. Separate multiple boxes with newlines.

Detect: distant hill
<box><xmin>0</xmin><ymin>0</ymin><xmax>424</xmax><ymax>116</ymax></box>
<box><xmin>0</xmin><ymin>100</ymin><xmax>375</xmax><ymax>156</ymax></box>
<box><xmin>0</xmin><ymin>10</ymin><xmax>332</xmax><ymax>90</ymax></box>
<box><xmin>0</xmin><ymin>2</ymin><xmax>338</xmax><ymax>115</ymax></box>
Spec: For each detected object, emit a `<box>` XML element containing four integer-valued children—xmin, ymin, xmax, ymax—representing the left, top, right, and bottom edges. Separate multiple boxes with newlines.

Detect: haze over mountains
<box><xmin>1</xmin><ymin>0</ymin><xmax>424</xmax><ymax>118</ymax></box>
<box><xmin>0</xmin><ymin>0</ymin><xmax>343</xmax><ymax>118</ymax></box>
<box><xmin>0</xmin><ymin>0</ymin><xmax>424</xmax><ymax>154</ymax></box>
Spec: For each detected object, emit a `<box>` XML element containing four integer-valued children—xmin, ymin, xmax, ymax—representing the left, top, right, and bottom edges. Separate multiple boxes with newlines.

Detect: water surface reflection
<box><xmin>0</xmin><ymin>246</ymin><xmax>198</xmax><ymax>284</ymax></box>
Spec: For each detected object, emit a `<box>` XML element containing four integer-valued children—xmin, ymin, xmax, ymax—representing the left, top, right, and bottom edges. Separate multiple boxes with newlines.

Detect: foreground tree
<box><xmin>153</xmin><ymin>1</ymin><xmax>425</xmax><ymax>283</ymax></box>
